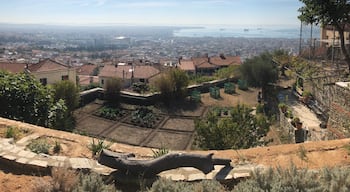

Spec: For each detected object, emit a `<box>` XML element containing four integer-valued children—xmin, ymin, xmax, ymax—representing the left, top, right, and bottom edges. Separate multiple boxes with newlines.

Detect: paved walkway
<box><xmin>279</xmin><ymin>90</ymin><xmax>325</xmax><ymax>141</ymax></box>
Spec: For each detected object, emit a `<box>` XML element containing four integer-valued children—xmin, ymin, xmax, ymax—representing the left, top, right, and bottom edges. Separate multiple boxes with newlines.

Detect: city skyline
<box><xmin>0</xmin><ymin>0</ymin><xmax>302</xmax><ymax>27</ymax></box>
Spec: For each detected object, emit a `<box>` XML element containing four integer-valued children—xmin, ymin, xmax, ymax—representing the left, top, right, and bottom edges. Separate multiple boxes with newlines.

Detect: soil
<box><xmin>0</xmin><ymin>171</ymin><xmax>51</xmax><ymax>192</ymax></box>
<box><xmin>32</xmin><ymin>135</ymin><xmax>93</xmax><ymax>158</ymax></box>
<box><xmin>201</xmin><ymin>88</ymin><xmax>260</xmax><ymax>107</ymax></box>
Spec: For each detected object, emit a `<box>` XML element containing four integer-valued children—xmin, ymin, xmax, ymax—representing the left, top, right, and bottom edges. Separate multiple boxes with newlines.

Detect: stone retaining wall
<box><xmin>79</xmin><ymin>78</ymin><xmax>233</xmax><ymax>106</ymax></box>
<box><xmin>327</xmin><ymin>82</ymin><xmax>350</xmax><ymax>139</ymax></box>
<box><xmin>305</xmin><ymin>74</ymin><xmax>349</xmax><ymax>119</ymax></box>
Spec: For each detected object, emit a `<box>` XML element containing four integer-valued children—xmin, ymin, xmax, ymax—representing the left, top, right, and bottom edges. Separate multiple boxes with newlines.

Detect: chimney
<box><xmin>220</xmin><ymin>54</ymin><xmax>226</xmax><ymax>60</ymax></box>
<box><xmin>178</xmin><ymin>56</ymin><xmax>182</xmax><ymax>65</ymax></box>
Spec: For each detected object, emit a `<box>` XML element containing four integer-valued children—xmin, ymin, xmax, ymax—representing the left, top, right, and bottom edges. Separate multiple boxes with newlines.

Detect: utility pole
<box><xmin>309</xmin><ymin>24</ymin><xmax>313</xmax><ymax>60</ymax></box>
<box><xmin>299</xmin><ymin>21</ymin><xmax>303</xmax><ymax>55</ymax></box>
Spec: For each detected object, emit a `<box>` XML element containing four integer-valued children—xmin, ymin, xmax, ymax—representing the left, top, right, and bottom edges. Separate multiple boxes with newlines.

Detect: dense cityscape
<box><xmin>0</xmin><ymin>24</ymin><xmax>305</xmax><ymax>65</ymax></box>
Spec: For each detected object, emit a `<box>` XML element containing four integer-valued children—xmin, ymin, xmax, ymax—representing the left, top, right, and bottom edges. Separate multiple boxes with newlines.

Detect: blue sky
<box><xmin>0</xmin><ymin>0</ymin><xmax>303</xmax><ymax>26</ymax></box>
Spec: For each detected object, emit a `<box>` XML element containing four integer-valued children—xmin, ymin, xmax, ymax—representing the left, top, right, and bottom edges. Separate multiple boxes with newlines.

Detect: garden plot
<box><xmin>144</xmin><ymin>130</ymin><xmax>193</xmax><ymax>150</ymax></box>
<box><xmin>162</xmin><ymin>118</ymin><xmax>195</xmax><ymax>132</ymax></box>
<box><xmin>75</xmin><ymin>116</ymin><xmax>115</xmax><ymax>135</ymax></box>
<box><xmin>101</xmin><ymin>124</ymin><xmax>153</xmax><ymax>146</ymax></box>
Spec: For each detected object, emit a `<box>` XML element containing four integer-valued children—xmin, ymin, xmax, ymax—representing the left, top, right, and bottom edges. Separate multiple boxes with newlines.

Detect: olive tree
<box><xmin>240</xmin><ymin>52</ymin><xmax>278</xmax><ymax>90</ymax></box>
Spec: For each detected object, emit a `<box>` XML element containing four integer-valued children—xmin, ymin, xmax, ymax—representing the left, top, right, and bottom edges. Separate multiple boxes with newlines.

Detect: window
<box><xmin>101</xmin><ymin>79</ymin><xmax>104</xmax><ymax>85</ymax></box>
<box><xmin>61</xmin><ymin>75</ymin><xmax>69</xmax><ymax>81</ymax></box>
<box><xmin>139</xmin><ymin>78</ymin><xmax>145</xmax><ymax>83</ymax></box>
<box><xmin>40</xmin><ymin>78</ymin><xmax>47</xmax><ymax>86</ymax></box>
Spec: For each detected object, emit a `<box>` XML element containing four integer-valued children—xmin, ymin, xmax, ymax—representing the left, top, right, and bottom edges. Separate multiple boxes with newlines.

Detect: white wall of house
<box><xmin>100</xmin><ymin>76</ymin><xmax>132</xmax><ymax>89</ymax></box>
<box><xmin>32</xmin><ymin>68</ymin><xmax>77</xmax><ymax>85</ymax></box>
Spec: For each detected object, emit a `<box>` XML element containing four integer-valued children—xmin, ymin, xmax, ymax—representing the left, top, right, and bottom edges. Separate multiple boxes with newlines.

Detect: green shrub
<box><xmin>189</xmin><ymin>74</ymin><xmax>216</xmax><ymax>84</ymax></box>
<box><xmin>190</xmin><ymin>90</ymin><xmax>201</xmax><ymax>103</ymax></box>
<box><xmin>53</xmin><ymin>140</ymin><xmax>62</xmax><ymax>154</ymax></box>
<box><xmin>148</xmin><ymin>179</ymin><xmax>226</xmax><ymax>192</ymax></box>
<box><xmin>132</xmin><ymin>82</ymin><xmax>150</xmax><ymax>93</ymax></box>
<box><xmin>209</xmin><ymin>86</ymin><xmax>220</xmax><ymax>99</ymax></box>
<box><xmin>256</xmin><ymin>103</ymin><xmax>264</xmax><ymax>114</ymax></box>
<box><xmin>98</xmin><ymin>106</ymin><xmax>126</xmax><ymax>120</ymax></box>
<box><xmin>28</xmin><ymin>138</ymin><xmax>51</xmax><ymax>154</ymax></box>
<box><xmin>131</xmin><ymin>107</ymin><xmax>157</xmax><ymax>128</ymax></box>
<box><xmin>5</xmin><ymin>126</ymin><xmax>20</xmax><ymax>140</ymax></box>
<box><xmin>152</xmin><ymin>147</ymin><xmax>169</xmax><ymax>158</ymax></box>
<box><xmin>195</xmin><ymin>105</ymin><xmax>270</xmax><ymax>150</ymax></box>
<box><xmin>73</xmin><ymin>172</ymin><xmax>116</xmax><ymax>192</ymax></box>
<box><xmin>224</xmin><ymin>82</ymin><xmax>236</xmax><ymax>94</ymax></box>
<box><xmin>88</xmin><ymin>139</ymin><xmax>111</xmax><ymax>156</ymax></box>
<box><xmin>237</xmin><ymin>79</ymin><xmax>248</xmax><ymax>90</ymax></box>
<box><xmin>233</xmin><ymin>165</ymin><xmax>350</xmax><ymax>192</ymax></box>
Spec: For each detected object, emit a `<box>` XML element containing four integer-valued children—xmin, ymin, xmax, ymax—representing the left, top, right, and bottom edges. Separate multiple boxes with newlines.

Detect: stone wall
<box><xmin>305</xmin><ymin>74</ymin><xmax>348</xmax><ymax>118</ymax></box>
<box><xmin>327</xmin><ymin>82</ymin><xmax>350</xmax><ymax>139</ymax></box>
<box><xmin>79</xmin><ymin>78</ymin><xmax>233</xmax><ymax>106</ymax></box>
<box><xmin>279</xmin><ymin>109</ymin><xmax>310</xmax><ymax>143</ymax></box>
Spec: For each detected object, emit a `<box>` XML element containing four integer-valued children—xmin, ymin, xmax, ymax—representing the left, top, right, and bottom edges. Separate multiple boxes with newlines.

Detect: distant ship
<box><xmin>219</xmin><ymin>28</ymin><xmax>225</xmax><ymax>31</ymax></box>
<box><xmin>244</xmin><ymin>28</ymin><xmax>249</xmax><ymax>32</ymax></box>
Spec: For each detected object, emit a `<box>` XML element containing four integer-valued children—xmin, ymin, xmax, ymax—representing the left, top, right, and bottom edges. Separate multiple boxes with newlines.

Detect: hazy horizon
<box><xmin>0</xmin><ymin>0</ymin><xmax>303</xmax><ymax>27</ymax></box>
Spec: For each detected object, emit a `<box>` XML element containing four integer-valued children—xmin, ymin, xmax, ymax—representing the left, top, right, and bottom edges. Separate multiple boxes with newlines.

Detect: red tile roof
<box><xmin>0</xmin><ymin>62</ymin><xmax>26</xmax><ymax>73</ymax></box>
<box><xmin>99</xmin><ymin>65</ymin><xmax>160</xmax><ymax>79</ymax></box>
<box><xmin>77</xmin><ymin>64</ymin><xmax>97</xmax><ymax>75</ymax></box>
<box><xmin>28</xmin><ymin>59</ymin><xmax>70</xmax><ymax>72</ymax></box>
<box><xmin>192</xmin><ymin>57</ymin><xmax>208</xmax><ymax>66</ymax></box>
<box><xmin>209</xmin><ymin>55</ymin><xmax>241</xmax><ymax>66</ymax></box>
<box><xmin>179</xmin><ymin>55</ymin><xmax>241</xmax><ymax>70</ymax></box>
<box><xmin>178</xmin><ymin>60</ymin><xmax>195</xmax><ymax>71</ymax></box>
<box><xmin>78</xmin><ymin>75</ymin><xmax>99</xmax><ymax>86</ymax></box>
<box><xmin>197</xmin><ymin>61</ymin><xmax>217</xmax><ymax>69</ymax></box>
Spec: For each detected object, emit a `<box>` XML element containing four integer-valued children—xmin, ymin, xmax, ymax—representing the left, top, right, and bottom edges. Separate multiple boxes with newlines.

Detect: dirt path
<box><xmin>279</xmin><ymin>90</ymin><xmax>324</xmax><ymax>141</ymax></box>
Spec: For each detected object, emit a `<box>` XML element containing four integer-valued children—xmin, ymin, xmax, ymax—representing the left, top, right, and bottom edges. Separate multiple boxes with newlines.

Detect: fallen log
<box><xmin>98</xmin><ymin>149</ymin><xmax>231</xmax><ymax>177</ymax></box>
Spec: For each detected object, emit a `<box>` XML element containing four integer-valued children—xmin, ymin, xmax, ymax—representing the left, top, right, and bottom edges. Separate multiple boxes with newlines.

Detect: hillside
<box><xmin>1</xmin><ymin>117</ymin><xmax>350</xmax><ymax>191</ymax></box>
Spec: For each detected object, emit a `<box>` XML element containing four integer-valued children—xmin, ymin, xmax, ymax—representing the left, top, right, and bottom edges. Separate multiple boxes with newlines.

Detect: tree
<box><xmin>104</xmin><ymin>77</ymin><xmax>121</xmax><ymax>107</ymax></box>
<box><xmin>298</xmin><ymin>0</ymin><xmax>350</xmax><ymax>71</ymax></box>
<box><xmin>169</xmin><ymin>68</ymin><xmax>189</xmax><ymax>98</ymax></box>
<box><xmin>195</xmin><ymin>105</ymin><xmax>270</xmax><ymax>150</ymax></box>
<box><xmin>155</xmin><ymin>68</ymin><xmax>189</xmax><ymax>103</ymax></box>
<box><xmin>273</xmin><ymin>49</ymin><xmax>291</xmax><ymax>76</ymax></box>
<box><xmin>48</xmin><ymin>99</ymin><xmax>71</xmax><ymax>131</ymax></box>
<box><xmin>51</xmin><ymin>80</ymin><xmax>79</xmax><ymax>131</ymax></box>
<box><xmin>52</xmin><ymin>80</ymin><xmax>80</xmax><ymax>112</ymax></box>
<box><xmin>240</xmin><ymin>52</ymin><xmax>278</xmax><ymax>88</ymax></box>
<box><xmin>0</xmin><ymin>71</ymin><xmax>52</xmax><ymax>126</ymax></box>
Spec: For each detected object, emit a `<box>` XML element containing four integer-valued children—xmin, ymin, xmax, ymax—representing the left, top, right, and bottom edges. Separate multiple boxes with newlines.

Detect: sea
<box><xmin>173</xmin><ymin>25</ymin><xmax>320</xmax><ymax>39</ymax></box>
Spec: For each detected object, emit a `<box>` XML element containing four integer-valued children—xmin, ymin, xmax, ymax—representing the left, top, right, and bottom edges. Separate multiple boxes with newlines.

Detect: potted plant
<box><xmin>302</xmin><ymin>91</ymin><xmax>312</xmax><ymax>104</ymax></box>
<box><xmin>292</xmin><ymin>117</ymin><xmax>303</xmax><ymax>129</ymax></box>
<box><xmin>286</xmin><ymin>109</ymin><xmax>293</xmax><ymax>119</ymax></box>
<box><xmin>278</xmin><ymin>103</ymin><xmax>288</xmax><ymax>113</ymax></box>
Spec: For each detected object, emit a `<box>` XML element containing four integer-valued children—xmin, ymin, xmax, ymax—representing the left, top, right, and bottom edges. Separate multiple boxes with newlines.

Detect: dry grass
<box><xmin>51</xmin><ymin>167</ymin><xmax>78</xmax><ymax>192</ymax></box>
